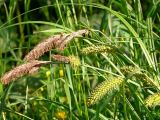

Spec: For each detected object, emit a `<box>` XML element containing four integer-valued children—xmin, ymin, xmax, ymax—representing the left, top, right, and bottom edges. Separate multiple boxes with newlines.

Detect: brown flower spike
<box><xmin>24</xmin><ymin>29</ymin><xmax>89</xmax><ymax>61</ymax></box>
<box><xmin>1</xmin><ymin>60</ymin><xmax>52</xmax><ymax>85</ymax></box>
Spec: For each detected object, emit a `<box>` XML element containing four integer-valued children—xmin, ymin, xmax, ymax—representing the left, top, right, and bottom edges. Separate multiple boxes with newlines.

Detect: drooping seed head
<box><xmin>145</xmin><ymin>93</ymin><xmax>160</xmax><ymax>107</ymax></box>
<box><xmin>87</xmin><ymin>77</ymin><xmax>124</xmax><ymax>106</ymax></box>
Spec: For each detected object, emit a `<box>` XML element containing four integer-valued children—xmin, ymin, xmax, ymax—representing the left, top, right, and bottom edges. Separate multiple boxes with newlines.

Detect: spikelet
<box><xmin>121</xmin><ymin>66</ymin><xmax>158</xmax><ymax>86</ymax></box>
<box><xmin>24</xmin><ymin>29</ymin><xmax>89</xmax><ymax>61</ymax></box>
<box><xmin>81</xmin><ymin>45</ymin><xmax>114</xmax><ymax>54</ymax></box>
<box><xmin>134</xmin><ymin>73</ymin><xmax>155</xmax><ymax>86</ymax></box>
<box><xmin>120</xmin><ymin>66</ymin><xmax>141</xmax><ymax>76</ymax></box>
<box><xmin>87</xmin><ymin>77</ymin><xmax>124</xmax><ymax>106</ymax></box>
<box><xmin>52</xmin><ymin>55</ymin><xmax>81</xmax><ymax>68</ymax></box>
<box><xmin>145</xmin><ymin>93</ymin><xmax>160</xmax><ymax>107</ymax></box>
<box><xmin>1</xmin><ymin>60</ymin><xmax>52</xmax><ymax>84</ymax></box>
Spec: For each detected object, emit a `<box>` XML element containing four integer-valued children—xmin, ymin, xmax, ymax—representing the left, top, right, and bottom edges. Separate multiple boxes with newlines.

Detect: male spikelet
<box><xmin>24</xmin><ymin>29</ymin><xmax>89</xmax><ymax>61</ymax></box>
<box><xmin>68</xmin><ymin>56</ymin><xmax>81</xmax><ymax>68</ymax></box>
<box><xmin>1</xmin><ymin>60</ymin><xmax>52</xmax><ymax>84</ymax></box>
<box><xmin>145</xmin><ymin>93</ymin><xmax>160</xmax><ymax>107</ymax></box>
<box><xmin>87</xmin><ymin>77</ymin><xmax>124</xmax><ymax>106</ymax></box>
<box><xmin>52</xmin><ymin>55</ymin><xmax>80</xmax><ymax>68</ymax></box>
<box><xmin>81</xmin><ymin>45</ymin><xmax>114</xmax><ymax>54</ymax></box>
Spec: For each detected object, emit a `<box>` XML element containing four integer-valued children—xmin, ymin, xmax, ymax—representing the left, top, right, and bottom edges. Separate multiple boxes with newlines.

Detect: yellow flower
<box><xmin>55</xmin><ymin>111</ymin><xmax>67</xmax><ymax>120</ymax></box>
<box><xmin>46</xmin><ymin>71</ymin><xmax>51</xmax><ymax>78</ymax></box>
<box><xmin>59</xmin><ymin>69</ymin><xmax>64</xmax><ymax>77</ymax></box>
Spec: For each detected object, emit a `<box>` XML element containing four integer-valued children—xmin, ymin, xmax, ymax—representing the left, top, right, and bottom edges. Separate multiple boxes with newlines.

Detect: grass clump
<box><xmin>0</xmin><ymin>0</ymin><xmax>160</xmax><ymax>119</ymax></box>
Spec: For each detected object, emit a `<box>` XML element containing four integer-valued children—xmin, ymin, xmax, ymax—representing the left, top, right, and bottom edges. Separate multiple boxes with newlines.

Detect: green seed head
<box><xmin>145</xmin><ymin>93</ymin><xmax>160</xmax><ymax>107</ymax></box>
<box><xmin>87</xmin><ymin>77</ymin><xmax>124</xmax><ymax>106</ymax></box>
<box><xmin>81</xmin><ymin>45</ymin><xmax>114</xmax><ymax>54</ymax></box>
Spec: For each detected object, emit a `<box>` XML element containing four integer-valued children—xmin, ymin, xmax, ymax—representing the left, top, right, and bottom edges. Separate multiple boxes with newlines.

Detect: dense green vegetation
<box><xmin>0</xmin><ymin>0</ymin><xmax>160</xmax><ymax>119</ymax></box>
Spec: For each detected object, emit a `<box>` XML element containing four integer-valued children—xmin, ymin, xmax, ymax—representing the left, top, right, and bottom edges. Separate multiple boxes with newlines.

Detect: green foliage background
<box><xmin>0</xmin><ymin>0</ymin><xmax>160</xmax><ymax>119</ymax></box>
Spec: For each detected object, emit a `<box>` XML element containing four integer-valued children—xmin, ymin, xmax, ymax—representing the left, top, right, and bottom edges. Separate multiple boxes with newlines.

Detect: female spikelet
<box><xmin>87</xmin><ymin>77</ymin><xmax>124</xmax><ymax>106</ymax></box>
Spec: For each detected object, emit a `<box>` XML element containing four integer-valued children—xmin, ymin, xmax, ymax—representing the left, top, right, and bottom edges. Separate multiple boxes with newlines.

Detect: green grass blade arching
<box><xmin>88</xmin><ymin>3</ymin><xmax>156</xmax><ymax>70</ymax></box>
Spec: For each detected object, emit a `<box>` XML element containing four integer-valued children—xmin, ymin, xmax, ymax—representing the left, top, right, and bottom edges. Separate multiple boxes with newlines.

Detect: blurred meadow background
<box><xmin>0</xmin><ymin>0</ymin><xmax>160</xmax><ymax>119</ymax></box>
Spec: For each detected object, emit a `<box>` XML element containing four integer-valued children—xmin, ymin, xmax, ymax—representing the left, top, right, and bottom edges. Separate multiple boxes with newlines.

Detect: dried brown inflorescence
<box><xmin>1</xmin><ymin>60</ymin><xmax>52</xmax><ymax>85</ymax></box>
<box><xmin>24</xmin><ymin>29</ymin><xmax>89</xmax><ymax>61</ymax></box>
<box><xmin>1</xmin><ymin>29</ymin><xmax>89</xmax><ymax>85</ymax></box>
